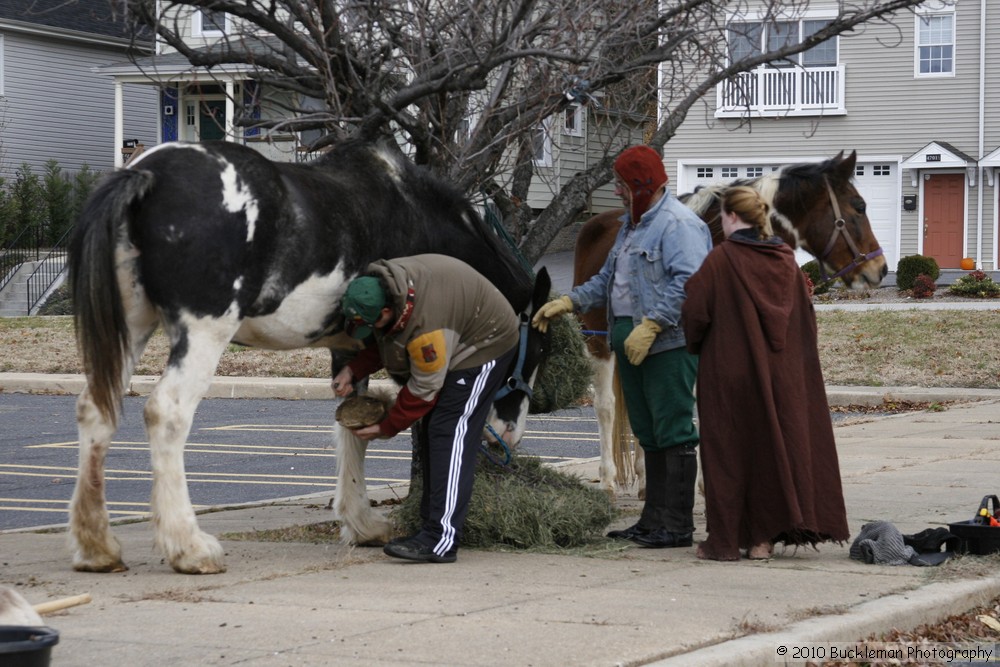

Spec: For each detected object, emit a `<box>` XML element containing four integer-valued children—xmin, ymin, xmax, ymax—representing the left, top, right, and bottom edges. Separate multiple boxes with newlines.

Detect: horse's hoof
<box><xmin>343</xmin><ymin>523</ymin><xmax>394</xmax><ymax>546</ymax></box>
<box><xmin>172</xmin><ymin>561</ymin><xmax>227</xmax><ymax>575</ymax></box>
<box><xmin>160</xmin><ymin>531</ymin><xmax>227</xmax><ymax>574</ymax></box>
<box><xmin>71</xmin><ymin>538</ymin><xmax>127</xmax><ymax>573</ymax></box>
<box><xmin>73</xmin><ymin>559</ymin><xmax>129</xmax><ymax>573</ymax></box>
<box><xmin>169</xmin><ymin>547</ymin><xmax>227</xmax><ymax>574</ymax></box>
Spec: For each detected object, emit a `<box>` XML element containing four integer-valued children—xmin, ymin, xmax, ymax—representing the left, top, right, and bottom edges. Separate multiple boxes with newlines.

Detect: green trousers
<box><xmin>611</xmin><ymin>317</ymin><xmax>699</xmax><ymax>453</ymax></box>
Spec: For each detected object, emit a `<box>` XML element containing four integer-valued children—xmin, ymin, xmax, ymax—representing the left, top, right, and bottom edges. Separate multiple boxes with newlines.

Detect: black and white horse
<box><xmin>69</xmin><ymin>139</ymin><xmax>550</xmax><ymax>574</ymax></box>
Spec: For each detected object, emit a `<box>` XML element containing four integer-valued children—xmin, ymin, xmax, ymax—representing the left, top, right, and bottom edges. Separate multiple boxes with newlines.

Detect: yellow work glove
<box><xmin>531</xmin><ymin>295</ymin><xmax>573</xmax><ymax>333</ymax></box>
<box><xmin>623</xmin><ymin>317</ymin><xmax>662</xmax><ymax>365</ymax></box>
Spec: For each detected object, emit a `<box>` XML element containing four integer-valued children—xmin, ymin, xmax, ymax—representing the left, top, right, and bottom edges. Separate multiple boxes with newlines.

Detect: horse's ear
<box><xmin>530</xmin><ymin>267</ymin><xmax>552</xmax><ymax>314</ymax></box>
<box><xmin>835</xmin><ymin>150</ymin><xmax>858</xmax><ymax>180</ymax></box>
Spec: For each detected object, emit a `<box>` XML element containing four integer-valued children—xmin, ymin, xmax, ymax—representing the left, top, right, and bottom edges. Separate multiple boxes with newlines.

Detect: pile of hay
<box><xmin>529</xmin><ymin>312</ymin><xmax>593</xmax><ymax>414</ymax></box>
<box><xmin>391</xmin><ymin>452</ymin><xmax>615</xmax><ymax>549</ymax></box>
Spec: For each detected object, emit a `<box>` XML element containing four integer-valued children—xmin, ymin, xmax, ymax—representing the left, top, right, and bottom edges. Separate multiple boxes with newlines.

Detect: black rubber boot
<box><xmin>633</xmin><ymin>447</ymin><xmax>696</xmax><ymax>549</ymax></box>
<box><xmin>608</xmin><ymin>447</ymin><xmax>665</xmax><ymax>541</ymax></box>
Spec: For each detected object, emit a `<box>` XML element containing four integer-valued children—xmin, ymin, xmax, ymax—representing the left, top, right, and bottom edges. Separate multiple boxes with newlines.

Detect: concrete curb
<box><xmin>3</xmin><ymin>372</ymin><xmax>999</xmax><ymax>408</ymax></box>
<box><xmin>658</xmin><ymin>576</ymin><xmax>1000</xmax><ymax>666</ymax></box>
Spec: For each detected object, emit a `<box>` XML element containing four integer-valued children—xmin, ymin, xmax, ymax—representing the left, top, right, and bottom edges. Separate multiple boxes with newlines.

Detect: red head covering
<box><xmin>614</xmin><ymin>145</ymin><xmax>667</xmax><ymax>224</ymax></box>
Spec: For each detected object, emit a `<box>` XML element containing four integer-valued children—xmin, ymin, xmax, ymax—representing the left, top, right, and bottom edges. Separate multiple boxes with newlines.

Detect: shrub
<box><xmin>43</xmin><ymin>160</ymin><xmax>74</xmax><ymax>245</ymax></box>
<box><xmin>911</xmin><ymin>274</ymin><xmax>936</xmax><ymax>299</ymax></box>
<box><xmin>8</xmin><ymin>162</ymin><xmax>45</xmax><ymax>246</ymax></box>
<box><xmin>896</xmin><ymin>254</ymin><xmax>940</xmax><ymax>291</ymax></box>
<box><xmin>36</xmin><ymin>283</ymin><xmax>73</xmax><ymax>315</ymax></box>
<box><xmin>800</xmin><ymin>260</ymin><xmax>831</xmax><ymax>296</ymax></box>
<box><xmin>802</xmin><ymin>271</ymin><xmax>815</xmax><ymax>298</ymax></box>
<box><xmin>948</xmin><ymin>270</ymin><xmax>1000</xmax><ymax>298</ymax></box>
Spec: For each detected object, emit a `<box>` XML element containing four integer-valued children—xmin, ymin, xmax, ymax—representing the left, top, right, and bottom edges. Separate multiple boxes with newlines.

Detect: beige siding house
<box><xmin>525</xmin><ymin>105</ymin><xmax>645</xmax><ymax>214</ymax></box>
<box><xmin>664</xmin><ymin>0</ymin><xmax>996</xmax><ymax>272</ymax></box>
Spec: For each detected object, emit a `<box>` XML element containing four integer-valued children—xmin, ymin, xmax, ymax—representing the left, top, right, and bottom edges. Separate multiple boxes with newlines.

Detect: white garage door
<box><xmin>680</xmin><ymin>160</ymin><xmax>900</xmax><ymax>272</ymax></box>
<box><xmin>853</xmin><ymin>162</ymin><xmax>900</xmax><ymax>272</ymax></box>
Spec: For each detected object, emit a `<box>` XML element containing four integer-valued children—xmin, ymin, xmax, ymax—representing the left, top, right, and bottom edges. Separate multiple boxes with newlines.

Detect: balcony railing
<box><xmin>716</xmin><ymin>64</ymin><xmax>846</xmax><ymax>118</ymax></box>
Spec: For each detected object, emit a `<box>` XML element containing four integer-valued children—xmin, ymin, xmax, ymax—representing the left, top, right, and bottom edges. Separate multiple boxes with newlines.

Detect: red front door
<box><xmin>922</xmin><ymin>173</ymin><xmax>965</xmax><ymax>268</ymax></box>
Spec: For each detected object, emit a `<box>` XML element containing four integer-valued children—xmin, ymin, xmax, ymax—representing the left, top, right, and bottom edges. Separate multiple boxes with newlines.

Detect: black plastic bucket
<box><xmin>0</xmin><ymin>626</ymin><xmax>59</xmax><ymax>667</ymax></box>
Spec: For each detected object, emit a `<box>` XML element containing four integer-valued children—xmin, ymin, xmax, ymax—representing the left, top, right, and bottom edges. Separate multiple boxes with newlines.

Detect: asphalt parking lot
<box><xmin>0</xmin><ymin>393</ymin><xmax>603</xmax><ymax>531</ymax></box>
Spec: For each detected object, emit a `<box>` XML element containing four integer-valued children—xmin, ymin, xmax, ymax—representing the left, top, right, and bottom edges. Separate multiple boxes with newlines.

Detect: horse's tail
<box><xmin>610</xmin><ymin>364</ymin><xmax>638</xmax><ymax>488</ymax></box>
<box><xmin>69</xmin><ymin>168</ymin><xmax>156</xmax><ymax>425</ymax></box>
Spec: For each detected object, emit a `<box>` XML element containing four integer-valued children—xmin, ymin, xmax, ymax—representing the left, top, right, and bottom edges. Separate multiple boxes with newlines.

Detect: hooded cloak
<box><xmin>682</xmin><ymin>232</ymin><xmax>849</xmax><ymax>559</ymax></box>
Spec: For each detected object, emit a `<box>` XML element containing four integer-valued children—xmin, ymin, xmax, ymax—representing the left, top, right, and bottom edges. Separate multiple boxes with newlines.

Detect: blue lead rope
<box><xmin>482</xmin><ymin>424</ymin><xmax>512</xmax><ymax>465</ymax></box>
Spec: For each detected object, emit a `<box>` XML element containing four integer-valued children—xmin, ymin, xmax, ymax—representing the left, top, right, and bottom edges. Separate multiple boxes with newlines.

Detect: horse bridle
<box><xmin>483</xmin><ymin>313</ymin><xmax>535</xmax><ymax>465</ymax></box>
<box><xmin>494</xmin><ymin>313</ymin><xmax>534</xmax><ymax>401</ymax></box>
<box><xmin>816</xmin><ymin>177</ymin><xmax>884</xmax><ymax>283</ymax></box>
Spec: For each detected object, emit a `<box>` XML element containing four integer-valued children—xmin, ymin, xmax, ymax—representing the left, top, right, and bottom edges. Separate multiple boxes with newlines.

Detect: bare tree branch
<box><xmin>123</xmin><ymin>0</ymin><xmax>931</xmax><ymax>263</ymax></box>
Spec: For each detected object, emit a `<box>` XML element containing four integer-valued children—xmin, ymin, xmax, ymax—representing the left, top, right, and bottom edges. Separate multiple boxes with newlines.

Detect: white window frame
<box><xmin>562</xmin><ymin>105</ymin><xmax>582</xmax><ymax>137</ymax></box>
<box><xmin>532</xmin><ymin>119</ymin><xmax>553</xmax><ymax>167</ymax></box>
<box><xmin>193</xmin><ymin>8</ymin><xmax>228</xmax><ymax>37</ymax></box>
<box><xmin>0</xmin><ymin>35</ymin><xmax>5</xmax><ymax>96</ymax></box>
<box><xmin>717</xmin><ymin>12</ymin><xmax>844</xmax><ymax>118</ymax></box>
<box><xmin>725</xmin><ymin>16</ymin><xmax>839</xmax><ymax>69</ymax></box>
<box><xmin>914</xmin><ymin>7</ymin><xmax>955</xmax><ymax>78</ymax></box>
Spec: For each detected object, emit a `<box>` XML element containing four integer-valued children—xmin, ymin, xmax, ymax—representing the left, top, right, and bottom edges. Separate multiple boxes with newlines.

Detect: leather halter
<box><xmin>494</xmin><ymin>313</ymin><xmax>534</xmax><ymax>401</ymax></box>
<box><xmin>817</xmin><ymin>177</ymin><xmax>883</xmax><ymax>283</ymax></box>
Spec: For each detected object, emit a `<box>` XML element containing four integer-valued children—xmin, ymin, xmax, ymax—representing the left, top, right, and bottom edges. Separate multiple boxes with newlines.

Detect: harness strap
<box><xmin>494</xmin><ymin>316</ymin><xmax>534</xmax><ymax>401</ymax></box>
<box><xmin>817</xmin><ymin>177</ymin><xmax>884</xmax><ymax>283</ymax></box>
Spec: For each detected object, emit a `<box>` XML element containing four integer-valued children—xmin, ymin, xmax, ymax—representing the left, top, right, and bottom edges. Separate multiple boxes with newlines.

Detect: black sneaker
<box><xmin>607</xmin><ymin>523</ymin><xmax>650</xmax><ymax>541</ymax></box>
<box><xmin>383</xmin><ymin>537</ymin><xmax>457</xmax><ymax>563</ymax></box>
<box><xmin>631</xmin><ymin>529</ymin><xmax>693</xmax><ymax>549</ymax></box>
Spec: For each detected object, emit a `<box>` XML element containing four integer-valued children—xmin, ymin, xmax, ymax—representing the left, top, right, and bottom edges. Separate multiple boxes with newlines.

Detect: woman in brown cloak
<box><xmin>682</xmin><ymin>186</ymin><xmax>850</xmax><ymax>561</ymax></box>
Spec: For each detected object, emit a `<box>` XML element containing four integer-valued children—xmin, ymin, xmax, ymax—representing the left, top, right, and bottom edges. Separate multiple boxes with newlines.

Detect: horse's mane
<box><xmin>682</xmin><ymin>171</ymin><xmax>781</xmax><ymax>216</ymax></box>
<box><xmin>317</xmin><ymin>139</ymin><xmax>532</xmax><ymax>308</ymax></box>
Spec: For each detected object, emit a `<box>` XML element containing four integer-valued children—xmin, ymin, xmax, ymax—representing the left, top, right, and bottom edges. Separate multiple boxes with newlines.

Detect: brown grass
<box><xmin>815</xmin><ymin>310</ymin><xmax>1000</xmax><ymax>388</ymax></box>
<box><xmin>2</xmin><ymin>310</ymin><xmax>999</xmax><ymax>388</ymax></box>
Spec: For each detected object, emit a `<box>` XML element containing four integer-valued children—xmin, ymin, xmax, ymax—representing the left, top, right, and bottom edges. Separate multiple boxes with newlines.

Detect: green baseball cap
<box><xmin>341</xmin><ymin>276</ymin><xmax>386</xmax><ymax>339</ymax></box>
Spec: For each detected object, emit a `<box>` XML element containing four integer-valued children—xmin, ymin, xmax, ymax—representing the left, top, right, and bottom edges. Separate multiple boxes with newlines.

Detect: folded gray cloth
<box><xmin>850</xmin><ymin>521</ymin><xmax>916</xmax><ymax>566</ymax></box>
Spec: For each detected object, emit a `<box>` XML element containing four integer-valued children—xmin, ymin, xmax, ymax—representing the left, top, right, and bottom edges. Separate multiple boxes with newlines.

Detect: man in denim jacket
<box><xmin>533</xmin><ymin>145</ymin><xmax>711</xmax><ymax>548</ymax></box>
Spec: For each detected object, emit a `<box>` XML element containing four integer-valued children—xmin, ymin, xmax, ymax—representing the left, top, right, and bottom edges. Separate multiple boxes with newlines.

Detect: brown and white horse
<box><xmin>574</xmin><ymin>150</ymin><xmax>886</xmax><ymax>498</ymax></box>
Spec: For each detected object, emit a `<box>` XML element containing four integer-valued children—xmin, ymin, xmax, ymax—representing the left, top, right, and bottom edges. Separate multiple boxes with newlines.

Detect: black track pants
<box><xmin>416</xmin><ymin>345</ymin><xmax>516</xmax><ymax>558</ymax></box>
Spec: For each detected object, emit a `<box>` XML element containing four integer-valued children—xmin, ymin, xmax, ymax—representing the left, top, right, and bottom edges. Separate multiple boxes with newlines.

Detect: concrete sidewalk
<box><xmin>2</xmin><ymin>374</ymin><xmax>1000</xmax><ymax>666</ymax></box>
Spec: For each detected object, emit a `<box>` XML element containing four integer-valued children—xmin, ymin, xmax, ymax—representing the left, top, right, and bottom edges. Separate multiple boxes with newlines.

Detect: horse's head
<box><xmin>786</xmin><ymin>151</ymin><xmax>887</xmax><ymax>289</ymax></box>
<box><xmin>484</xmin><ymin>267</ymin><xmax>552</xmax><ymax>447</ymax></box>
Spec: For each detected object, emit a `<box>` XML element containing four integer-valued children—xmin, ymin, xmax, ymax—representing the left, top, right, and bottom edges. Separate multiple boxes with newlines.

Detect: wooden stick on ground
<box><xmin>33</xmin><ymin>593</ymin><xmax>92</xmax><ymax>615</ymax></box>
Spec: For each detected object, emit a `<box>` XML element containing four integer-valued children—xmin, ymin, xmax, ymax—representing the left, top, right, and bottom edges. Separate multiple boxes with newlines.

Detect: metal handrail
<box><xmin>0</xmin><ymin>225</ymin><xmax>41</xmax><ymax>294</ymax></box>
<box><xmin>26</xmin><ymin>227</ymin><xmax>72</xmax><ymax>315</ymax></box>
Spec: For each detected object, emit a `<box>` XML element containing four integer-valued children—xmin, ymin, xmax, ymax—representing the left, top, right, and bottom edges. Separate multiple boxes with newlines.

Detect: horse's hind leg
<box><xmin>145</xmin><ymin>315</ymin><xmax>234</xmax><ymax>574</ymax></box>
<box><xmin>70</xmin><ymin>315</ymin><xmax>158</xmax><ymax>572</ymax></box>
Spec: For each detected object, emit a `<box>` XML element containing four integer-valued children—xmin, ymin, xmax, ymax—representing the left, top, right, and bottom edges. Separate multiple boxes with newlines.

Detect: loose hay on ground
<box><xmin>392</xmin><ymin>452</ymin><xmax>616</xmax><ymax>550</ymax></box>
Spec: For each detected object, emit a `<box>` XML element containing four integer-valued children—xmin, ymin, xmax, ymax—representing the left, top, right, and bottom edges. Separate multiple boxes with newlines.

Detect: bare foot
<box><xmin>747</xmin><ymin>542</ymin><xmax>773</xmax><ymax>560</ymax></box>
<box><xmin>696</xmin><ymin>541</ymin><xmax>739</xmax><ymax>561</ymax></box>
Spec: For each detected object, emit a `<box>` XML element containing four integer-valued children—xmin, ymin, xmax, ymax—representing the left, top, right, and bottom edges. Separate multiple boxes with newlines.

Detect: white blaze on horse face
<box><xmin>236</xmin><ymin>265</ymin><xmax>352</xmax><ymax>349</ymax></box>
<box><xmin>217</xmin><ymin>162</ymin><xmax>260</xmax><ymax>243</ymax></box>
